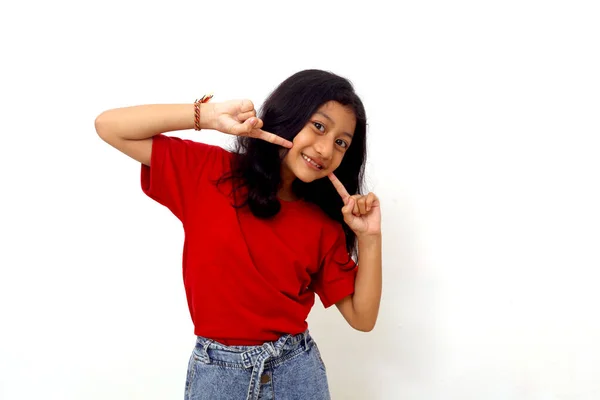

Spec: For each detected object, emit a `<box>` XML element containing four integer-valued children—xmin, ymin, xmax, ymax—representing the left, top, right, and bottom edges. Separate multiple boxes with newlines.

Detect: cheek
<box><xmin>333</xmin><ymin>152</ymin><xmax>347</xmax><ymax>168</ymax></box>
<box><xmin>292</xmin><ymin>129</ymin><xmax>312</xmax><ymax>146</ymax></box>
<box><xmin>282</xmin><ymin>148</ymin><xmax>300</xmax><ymax>167</ymax></box>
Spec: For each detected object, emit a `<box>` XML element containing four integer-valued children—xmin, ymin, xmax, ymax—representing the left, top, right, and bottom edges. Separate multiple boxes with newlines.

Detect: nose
<box><xmin>314</xmin><ymin>137</ymin><xmax>334</xmax><ymax>160</ymax></box>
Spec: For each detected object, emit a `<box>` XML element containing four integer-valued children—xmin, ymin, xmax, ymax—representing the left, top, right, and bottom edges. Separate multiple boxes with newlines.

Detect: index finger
<box><xmin>328</xmin><ymin>173</ymin><xmax>350</xmax><ymax>202</ymax></box>
<box><xmin>252</xmin><ymin>129</ymin><xmax>293</xmax><ymax>148</ymax></box>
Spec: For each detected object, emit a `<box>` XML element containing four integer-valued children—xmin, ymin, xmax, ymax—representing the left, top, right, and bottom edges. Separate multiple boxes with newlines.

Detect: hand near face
<box><xmin>210</xmin><ymin>99</ymin><xmax>293</xmax><ymax>148</ymax></box>
<box><xmin>328</xmin><ymin>173</ymin><xmax>381</xmax><ymax>237</ymax></box>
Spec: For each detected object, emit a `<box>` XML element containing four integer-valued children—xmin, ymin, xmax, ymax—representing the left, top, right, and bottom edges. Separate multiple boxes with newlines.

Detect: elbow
<box><xmin>95</xmin><ymin>111</ymin><xmax>118</xmax><ymax>140</ymax></box>
<box><xmin>95</xmin><ymin>112</ymin><xmax>109</xmax><ymax>138</ymax></box>
<box><xmin>352</xmin><ymin>319</ymin><xmax>377</xmax><ymax>333</ymax></box>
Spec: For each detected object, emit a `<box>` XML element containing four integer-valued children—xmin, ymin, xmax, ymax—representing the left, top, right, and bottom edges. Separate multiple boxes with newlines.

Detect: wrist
<box><xmin>198</xmin><ymin>103</ymin><xmax>216</xmax><ymax>130</ymax></box>
<box><xmin>357</xmin><ymin>232</ymin><xmax>382</xmax><ymax>246</ymax></box>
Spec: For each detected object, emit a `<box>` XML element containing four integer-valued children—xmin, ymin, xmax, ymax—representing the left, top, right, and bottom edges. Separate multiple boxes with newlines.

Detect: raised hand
<box><xmin>328</xmin><ymin>173</ymin><xmax>381</xmax><ymax>237</ymax></box>
<box><xmin>210</xmin><ymin>99</ymin><xmax>293</xmax><ymax>148</ymax></box>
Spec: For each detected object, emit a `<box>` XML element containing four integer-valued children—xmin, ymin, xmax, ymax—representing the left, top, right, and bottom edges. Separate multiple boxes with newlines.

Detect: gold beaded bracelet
<box><xmin>194</xmin><ymin>93</ymin><xmax>214</xmax><ymax>131</ymax></box>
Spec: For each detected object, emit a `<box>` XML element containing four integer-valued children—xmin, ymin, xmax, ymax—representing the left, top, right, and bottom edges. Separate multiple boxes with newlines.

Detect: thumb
<box><xmin>232</xmin><ymin>117</ymin><xmax>256</xmax><ymax>135</ymax></box>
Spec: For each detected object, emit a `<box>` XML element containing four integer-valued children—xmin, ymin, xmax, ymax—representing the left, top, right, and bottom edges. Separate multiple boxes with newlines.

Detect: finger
<box><xmin>239</xmin><ymin>99</ymin><xmax>255</xmax><ymax>113</ymax></box>
<box><xmin>365</xmin><ymin>192</ymin><xmax>378</xmax><ymax>212</ymax></box>
<box><xmin>352</xmin><ymin>195</ymin><xmax>361</xmax><ymax>216</ymax></box>
<box><xmin>357</xmin><ymin>196</ymin><xmax>368</xmax><ymax>215</ymax></box>
<box><xmin>238</xmin><ymin>113</ymin><xmax>263</xmax><ymax>130</ymax></box>
<box><xmin>342</xmin><ymin>197</ymin><xmax>355</xmax><ymax>220</ymax></box>
<box><xmin>327</xmin><ymin>173</ymin><xmax>350</xmax><ymax>203</ymax></box>
<box><xmin>230</xmin><ymin>118</ymin><xmax>257</xmax><ymax>135</ymax></box>
<box><xmin>237</xmin><ymin>110</ymin><xmax>257</xmax><ymax>121</ymax></box>
<box><xmin>252</xmin><ymin>129</ymin><xmax>293</xmax><ymax>148</ymax></box>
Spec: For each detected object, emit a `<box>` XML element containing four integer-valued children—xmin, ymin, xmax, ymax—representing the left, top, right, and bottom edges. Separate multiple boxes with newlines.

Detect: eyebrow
<box><xmin>315</xmin><ymin>111</ymin><xmax>354</xmax><ymax>139</ymax></box>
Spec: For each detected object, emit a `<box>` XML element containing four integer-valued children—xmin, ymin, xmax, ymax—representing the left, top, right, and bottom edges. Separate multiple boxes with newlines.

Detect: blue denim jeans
<box><xmin>184</xmin><ymin>330</ymin><xmax>331</xmax><ymax>400</ymax></box>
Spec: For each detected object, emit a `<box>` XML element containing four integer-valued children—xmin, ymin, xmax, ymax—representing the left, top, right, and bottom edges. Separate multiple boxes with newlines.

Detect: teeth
<box><xmin>302</xmin><ymin>154</ymin><xmax>322</xmax><ymax>169</ymax></box>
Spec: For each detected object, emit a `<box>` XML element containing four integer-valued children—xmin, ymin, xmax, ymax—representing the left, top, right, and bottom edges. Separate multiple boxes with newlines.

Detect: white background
<box><xmin>1</xmin><ymin>0</ymin><xmax>599</xmax><ymax>399</ymax></box>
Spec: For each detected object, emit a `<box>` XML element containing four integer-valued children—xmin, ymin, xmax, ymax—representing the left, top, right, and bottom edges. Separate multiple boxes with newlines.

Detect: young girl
<box><xmin>95</xmin><ymin>69</ymin><xmax>382</xmax><ymax>400</ymax></box>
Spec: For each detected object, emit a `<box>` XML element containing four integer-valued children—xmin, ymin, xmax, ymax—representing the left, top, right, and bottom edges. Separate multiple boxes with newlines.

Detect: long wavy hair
<box><xmin>217</xmin><ymin>69</ymin><xmax>367</xmax><ymax>259</ymax></box>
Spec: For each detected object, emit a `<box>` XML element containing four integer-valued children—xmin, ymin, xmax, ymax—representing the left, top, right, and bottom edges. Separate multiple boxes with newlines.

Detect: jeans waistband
<box><xmin>193</xmin><ymin>330</ymin><xmax>313</xmax><ymax>400</ymax></box>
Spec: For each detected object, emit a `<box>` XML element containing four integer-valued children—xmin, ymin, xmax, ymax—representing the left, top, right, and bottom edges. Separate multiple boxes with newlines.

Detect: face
<box><xmin>282</xmin><ymin>101</ymin><xmax>357</xmax><ymax>183</ymax></box>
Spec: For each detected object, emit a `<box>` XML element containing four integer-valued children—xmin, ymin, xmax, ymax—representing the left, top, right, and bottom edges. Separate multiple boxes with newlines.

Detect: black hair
<box><xmin>217</xmin><ymin>69</ymin><xmax>367</xmax><ymax>260</ymax></box>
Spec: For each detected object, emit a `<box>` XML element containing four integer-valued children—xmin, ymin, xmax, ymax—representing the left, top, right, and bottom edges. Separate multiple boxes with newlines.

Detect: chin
<box><xmin>293</xmin><ymin>167</ymin><xmax>327</xmax><ymax>183</ymax></box>
<box><xmin>295</xmin><ymin>175</ymin><xmax>318</xmax><ymax>183</ymax></box>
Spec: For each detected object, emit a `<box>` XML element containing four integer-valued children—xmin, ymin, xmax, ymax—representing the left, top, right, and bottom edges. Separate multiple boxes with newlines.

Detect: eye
<box><xmin>336</xmin><ymin>138</ymin><xmax>349</xmax><ymax>149</ymax></box>
<box><xmin>313</xmin><ymin>122</ymin><xmax>325</xmax><ymax>133</ymax></box>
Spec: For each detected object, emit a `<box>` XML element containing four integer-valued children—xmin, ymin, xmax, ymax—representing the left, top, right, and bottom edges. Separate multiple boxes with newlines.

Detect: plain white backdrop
<box><xmin>1</xmin><ymin>0</ymin><xmax>599</xmax><ymax>399</ymax></box>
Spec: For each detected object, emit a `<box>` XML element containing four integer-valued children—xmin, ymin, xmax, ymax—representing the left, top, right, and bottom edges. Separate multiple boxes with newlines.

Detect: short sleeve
<box><xmin>311</xmin><ymin>225</ymin><xmax>358</xmax><ymax>308</ymax></box>
<box><xmin>140</xmin><ymin>134</ymin><xmax>222</xmax><ymax>221</ymax></box>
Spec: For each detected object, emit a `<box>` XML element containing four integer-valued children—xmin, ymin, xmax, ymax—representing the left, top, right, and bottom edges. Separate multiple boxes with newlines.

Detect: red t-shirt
<box><xmin>140</xmin><ymin>134</ymin><xmax>357</xmax><ymax>345</ymax></box>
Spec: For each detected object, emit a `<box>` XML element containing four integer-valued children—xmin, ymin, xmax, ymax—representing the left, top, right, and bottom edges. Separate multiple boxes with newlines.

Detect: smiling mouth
<box><xmin>301</xmin><ymin>153</ymin><xmax>324</xmax><ymax>170</ymax></box>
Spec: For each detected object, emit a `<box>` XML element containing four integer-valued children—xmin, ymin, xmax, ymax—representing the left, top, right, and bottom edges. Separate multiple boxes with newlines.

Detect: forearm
<box><xmin>94</xmin><ymin>103</ymin><xmax>214</xmax><ymax>140</ymax></box>
<box><xmin>352</xmin><ymin>234</ymin><xmax>382</xmax><ymax>331</ymax></box>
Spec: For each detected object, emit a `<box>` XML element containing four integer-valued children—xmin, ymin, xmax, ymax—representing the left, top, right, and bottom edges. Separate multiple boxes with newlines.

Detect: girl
<box><xmin>95</xmin><ymin>69</ymin><xmax>382</xmax><ymax>400</ymax></box>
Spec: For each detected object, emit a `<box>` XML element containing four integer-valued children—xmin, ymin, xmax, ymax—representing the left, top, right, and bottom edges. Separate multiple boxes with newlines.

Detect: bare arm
<box><xmin>336</xmin><ymin>234</ymin><xmax>382</xmax><ymax>332</ymax></box>
<box><xmin>95</xmin><ymin>100</ymin><xmax>291</xmax><ymax>166</ymax></box>
<box><xmin>95</xmin><ymin>104</ymin><xmax>214</xmax><ymax>141</ymax></box>
<box><xmin>328</xmin><ymin>173</ymin><xmax>383</xmax><ymax>332</ymax></box>
<box><xmin>94</xmin><ymin>104</ymin><xmax>214</xmax><ymax>166</ymax></box>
